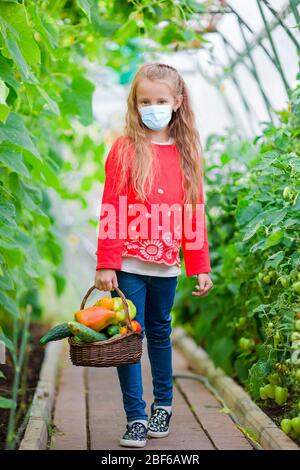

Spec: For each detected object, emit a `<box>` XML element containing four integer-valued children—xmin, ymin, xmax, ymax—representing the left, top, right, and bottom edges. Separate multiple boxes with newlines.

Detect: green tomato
<box><xmin>267</xmin><ymin>322</ymin><xmax>274</xmax><ymax>329</ymax></box>
<box><xmin>237</xmin><ymin>316</ymin><xmax>247</xmax><ymax>328</ymax></box>
<box><xmin>292</xmin><ymin>281</ymin><xmax>300</xmax><ymax>293</ymax></box>
<box><xmin>295</xmin><ymin>369</ymin><xmax>300</xmax><ymax>381</ymax></box>
<box><xmin>264</xmin><ymin>384</ymin><xmax>275</xmax><ymax>399</ymax></box>
<box><xmin>267</xmin><ymin>373</ymin><xmax>280</xmax><ymax>385</ymax></box>
<box><xmin>263</xmin><ymin>275</ymin><xmax>271</xmax><ymax>284</ymax></box>
<box><xmin>291</xmin><ymin>332</ymin><xmax>300</xmax><ymax>341</ymax></box>
<box><xmin>259</xmin><ymin>386</ymin><xmax>268</xmax><ymax>400</ymax></box>
<box><xmin>278</xmin><ymin>276</ymin><xmax>289</xmax><ymax>288</ymax></box>
<box><xmin>283</xmin><ymin>186</ymin><xmax>293</xmax><ymax>200</ymax></box>
<box><xmin>239</xmin><ymin>337</ymin><xmax>254</xmax><ymax>351</ymax></box>
<box><xmin>274</xmin><ymin>331</ymin><xmax>281</xmax><ymax>348</ymax></box>
<box><xmin>106</xmin><ymin>324</ymin><xmax>121</xmax><ymax>337</ymax></box>
<box><xmin>274</xmin><ymin>386</ymin><xmax>289</xmax><ymax>406</ymax></box>
<box><xmin>291</xmin><ymin>417</ymin><xmax>300</xmax><ymax>435</ymax></box>
<box><xmin>290</xmin><ymin>269</ymin><xmax>299</xmax><ymax>279</ymax></box>
<box><xmin>295</xmin><ymin>320</ymin><xmax>300</xmax><ymax>331</ymax></box>
<box><xmin>269</xmin><ymin>270</ymin><xmax>277</xmax><ymax>280</ymax></box>
<box><xmin>258</xmin><ymin>272</ymin><xmax>264</xmax><ymax>281</ymax></box>
<box><xmin>280</xmin><ymin>418</ymin><xmax>291</xmax><ymax>434</ymax></box>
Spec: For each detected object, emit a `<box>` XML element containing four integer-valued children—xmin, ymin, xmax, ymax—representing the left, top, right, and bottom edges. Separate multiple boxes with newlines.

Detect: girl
<box><xmin>94</xmin><ymin>63</ymin><xmax>213</xmax><ymax>448</ymax></box>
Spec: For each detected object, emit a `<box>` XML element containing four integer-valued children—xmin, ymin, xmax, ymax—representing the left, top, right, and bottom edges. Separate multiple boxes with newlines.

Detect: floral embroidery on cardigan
<box><xmin>121</xmin><ymin>234</ymin><xmax>181</xmax><ymax>267</ymax></box>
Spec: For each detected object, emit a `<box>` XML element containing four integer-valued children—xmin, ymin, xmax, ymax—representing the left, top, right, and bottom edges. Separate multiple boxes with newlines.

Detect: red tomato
<box><xmin>131</xmin><ymin>320</ymin><xmax>142</xmax><ymax>333</ymax></box>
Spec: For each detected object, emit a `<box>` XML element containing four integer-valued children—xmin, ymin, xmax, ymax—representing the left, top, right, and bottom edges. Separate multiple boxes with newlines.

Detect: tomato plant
<box><xmin>174</xmin><ymin>84</ymin><xmax>300</xmax><ymax>428</ymax></box>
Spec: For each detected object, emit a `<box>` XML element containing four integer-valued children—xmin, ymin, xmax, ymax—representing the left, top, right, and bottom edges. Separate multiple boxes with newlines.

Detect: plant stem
<box><xmin>5</xmin><ymin>305</ymin><xmax>31</xmax><ymax>450</ymax></box>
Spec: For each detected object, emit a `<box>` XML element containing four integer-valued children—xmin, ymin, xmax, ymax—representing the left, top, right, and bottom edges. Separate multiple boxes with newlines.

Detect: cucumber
<box><xmin>106</xmin><ymin>325</ymin><xmax>121</xmax><ymax>337</ymax></box>
<box><xmin>110</xmin><ymin>333</ymin><xmax>122</xmax><ymax>339</ymax></box>
<box><xmin>40</xmin><ymin>323</ymin><xmax>73</xmax><ymax>345</ymax></box>
<box><xmin>73</xmin><ymin>336</ymin><xmax>83</xmax><ymax>344</ymax></box>
<box><xmin>68</xmin><ymin>321</ymin><xmax>108</xmax><ymax>343</ymax></box>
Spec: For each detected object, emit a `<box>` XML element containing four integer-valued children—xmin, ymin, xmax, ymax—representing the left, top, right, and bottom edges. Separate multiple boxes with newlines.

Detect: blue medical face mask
<box><xmin>138</xmin><ymin>104</ymin><xmax>173</xmax><ymax>131</ymax></box>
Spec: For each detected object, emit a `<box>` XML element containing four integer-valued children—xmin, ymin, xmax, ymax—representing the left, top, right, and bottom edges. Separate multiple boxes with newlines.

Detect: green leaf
<box><xmin>0</xmin><ymin>79</ymin><xmax>10</xmax><ymax>122</ymax></box>
<box><xmin>0</xmin><ymin>371</ymin><xmax>6</xmax><ymax>379</ymax></box>
<box><xmin>0</xmin><ymin>54</ymin><xmax>19</xmax><ymax>90</ymax></box>
<box><xmin>249</xmin><ymin>239</ymin><xmax>265</xmax><ymax>253</ymax></box>
<box><xmin>242</xmin><ymin>208</ymin><xmax>287</xmax><ymax>241</ymax></box>
<box><xmin>0</xmin><ymin>3</ymin><xmax>41</xmax><ymax>68</ymax></box>
<box><xmin>89</xmin><ymin>8</ymin><xmax>120</xmax><ymax>36</ymax></box>
<box><xmin>114</xmin><ymin>19</ymin><xmax>138</xmax><ymax>43</ymax></box>
<box><xmin>265</xmin><ymin>251</ymin><xmax>285</xmax><ymax>268</ymax></box>
<box><xmin>77</xmin><ymin>0</ymin><xmax>94</xmax><ymax>22</ymax></box>
<box><xmin>0</xmin><ymin>103</ymin><xmax>10</xmax><ymax>123</ymax></box>
<box><xmin>0</xmin><ymin>30</ymin><xmax>30</xmax><ymax>80</ymax></box>
<box><xmin>53</xmin><ymin>272</ymin><xmax>66</xmax><ymax>296</ymax></box>
<box><xmin>0</xmin><ymin>143</ymin><xmax>30</xmax><ymax>177</ymax></box>
<box><xmin>236</xmin><ymin>201</ymin><xmax>262</xmax><ymax>226</ymax></box>
<box><xmin>187</xmin><ymin>0</ymin><xmax>208</xmax><ymax>12</ymax></box>
<box><xmin>0</xmin><ymin>396</ymin><xmax>15</xmax><ymax>409</ymax></box>
<box><xmin>0</xmin><ymin>80</ymin><xmax>10</xmax><ymax>122</ymax></box>
<box><xmin>0</xmin><ymin>112</ymin><xmax>41</xmax><ymax>160</ymax></box>
<box><xmin>160</xmin><ymin>24</ymin><xmax>186</xmax><ymax>45</ymax></box>
<box><xmin>263</xmin><ymin>229</ymin><xmax>284</xmax><ymax>250</ymax></box>
<box><xmin>220</xmin><ymin>152</ymin><xmax>231</xmax><ymax>165</ymax></box>
<box><xmin>291</xmin><ymin>193</ymin><xmax>300</xmax><ymax>211</ymax></box>
<box><xmin>0</xmin><ymin>197</ymin><xmax>16</xmax><ymax>226</ymax></box>
<box><xmin>0</xmin><ymin>79</ymin><xmax>9</xmax><ymax>103</ymax></box>
<box><xmin>28</xmin><ymin>4</ymin><xmax>59</xmax><ymax>50</ymax></box>
<box><xmin>60</xmin><ymin>76</ymin><xmax>95</xmax><ymax>126</ymax></box>
<box><xmin>242</xmin><ymin>221</ymin><xmax>262</xmax><ymax>242</ymax></box>
<box><xmin>274</xmin><ymin>132</ymin><xmax>289</xmax><ymax>151</ymax></box>
<box><xmin>0</xmin><ymin>291</ymin><xmax>19</xmax><ymax>317</ymax></box>
<box><xmin>0</xmin><ymin>236</ymin><xmax>19</xmax><ymax>251</ymax></box>
<box><xmin>0</xmin><ymin>269</ymin><xmax>14</xmax><ymax>290</ymax></box>
<box><xmin>36</xmin><ymin>85</ymin><xmax>60</xmax><ymax>116</ymax></box>
<box><xmin>0</xmin><ymin>332</ymin><xmax>15</xmax><ymax>355</ymax></box>
<box><xmin>210</xmin><ymin>337</ymin><xmax>235</xmax><ymax>368</ymax></box>
<box><xmin>234</xmin><ymin>357</ymin><xmax>249</xmax><ymax>382</ymax></box>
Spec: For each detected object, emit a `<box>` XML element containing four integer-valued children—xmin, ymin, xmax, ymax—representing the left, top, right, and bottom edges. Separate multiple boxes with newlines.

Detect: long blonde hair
<box><xmin>112</xmin><ymin>62</ymin><xmax>205</xmax><ymax>212</ymax></box>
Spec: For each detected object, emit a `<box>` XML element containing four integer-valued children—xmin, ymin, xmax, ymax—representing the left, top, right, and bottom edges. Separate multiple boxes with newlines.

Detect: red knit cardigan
<box><xmin>95</xmin><ymin>136</ymin><xmax>212</xmax><ymax>276</ymax></box>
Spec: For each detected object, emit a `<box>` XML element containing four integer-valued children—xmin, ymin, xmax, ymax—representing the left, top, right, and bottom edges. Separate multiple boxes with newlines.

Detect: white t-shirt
<box><xmin>121</xmin><ymin>137</ymin><xmax>182</xmax><ymax>277</ymax></box>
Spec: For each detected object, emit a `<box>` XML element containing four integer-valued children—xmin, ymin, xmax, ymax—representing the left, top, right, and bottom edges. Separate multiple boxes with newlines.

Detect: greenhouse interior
<box><xmin>0</xmin><ymin>0</ymin><xmax>299</xmax><ymax>454</ymax></box>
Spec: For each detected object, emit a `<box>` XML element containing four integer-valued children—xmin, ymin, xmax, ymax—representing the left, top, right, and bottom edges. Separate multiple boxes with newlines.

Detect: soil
<box><xmin>235</xmin><ymin>377</ymin><xmax>300</xmax><ymax>447</ymax></box>
<box><xmin>258</xmin><ymin>397</ymin><xmax>300</xmax><ymax>447</ymax></box>
<box><xmin>0</xmin><ymin>322</ymin><xmax>49</xmax><ymax>450</ymax></box>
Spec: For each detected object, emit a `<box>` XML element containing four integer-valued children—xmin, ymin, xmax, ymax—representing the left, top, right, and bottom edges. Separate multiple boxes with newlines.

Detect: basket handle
<box><xmin>80</xmin><ymin>285</ymin><xmax>133</xmax><ymax>332</ymax></box>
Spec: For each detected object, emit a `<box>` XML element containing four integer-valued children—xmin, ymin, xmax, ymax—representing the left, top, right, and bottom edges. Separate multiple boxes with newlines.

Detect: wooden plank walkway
<box><xmin>50</xmin><ymin>339</ymin><xmax>254</xmax><ymax>451</ymax></box>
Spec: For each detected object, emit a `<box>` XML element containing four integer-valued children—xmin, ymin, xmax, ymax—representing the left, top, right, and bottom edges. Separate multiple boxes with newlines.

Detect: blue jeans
<box><xmin>111</xmin><ymin>270</ymin><xmax>179</xmax><ymax>422</ymax></box>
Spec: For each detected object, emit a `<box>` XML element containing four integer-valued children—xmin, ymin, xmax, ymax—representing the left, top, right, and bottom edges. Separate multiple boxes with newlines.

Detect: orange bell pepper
<box><xmin>74</xmin><ymin>306</ymin><xmax>117</xmax><ymax>332</ymax></box>
<box><xmin>119</xmin><ymin>326</ymin><xmax>128</xmax><ymax>335</ymax></box>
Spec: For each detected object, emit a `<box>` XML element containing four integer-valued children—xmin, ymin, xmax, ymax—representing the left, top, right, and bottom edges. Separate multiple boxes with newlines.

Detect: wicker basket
<box><xmin>69</xmin><ymin>285</ymin><xmax>143</xmax><ymax>367</ymax></box>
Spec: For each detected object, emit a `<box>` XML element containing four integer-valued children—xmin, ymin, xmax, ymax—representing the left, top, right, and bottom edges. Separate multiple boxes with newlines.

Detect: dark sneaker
<box><xmin>119</xmin><ymin>421</ymin><xmax>148</xmax><ymax>448</ymax></box>
<box><xmin>147</xmin><ymin>403</ymin><xmax>172</xmax><ymax>438</ymax></box>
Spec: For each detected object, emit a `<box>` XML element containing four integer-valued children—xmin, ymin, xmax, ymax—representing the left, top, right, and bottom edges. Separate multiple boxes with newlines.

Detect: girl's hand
<box><xmin>192</xmin><ymin>273</ymin><xmax>213</xmax><ymax>297</ymax></box>
<box><xmin>95</xmin><ymin>269</ymin><xmax>119</xmax><ymax>292</ymax></box>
